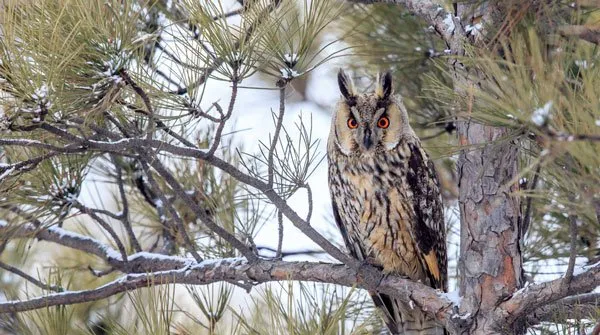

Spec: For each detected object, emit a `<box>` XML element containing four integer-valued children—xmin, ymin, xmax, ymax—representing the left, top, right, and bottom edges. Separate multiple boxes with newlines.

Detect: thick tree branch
<box><xmin>0</xmin><ymin>257</ymin><xmax>455</xmax><ymax>326</ymax></box>
<box><xmin>496</xmin><ymin>261</ymin><xmax>600</xmax><ymax>326</ymax></box>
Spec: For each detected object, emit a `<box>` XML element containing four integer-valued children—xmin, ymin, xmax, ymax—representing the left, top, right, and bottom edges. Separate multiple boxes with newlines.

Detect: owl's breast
<box><xmin>332</xmin><ymin>156</ymin><xmax>423</xmax><ymax>278</ymax></box>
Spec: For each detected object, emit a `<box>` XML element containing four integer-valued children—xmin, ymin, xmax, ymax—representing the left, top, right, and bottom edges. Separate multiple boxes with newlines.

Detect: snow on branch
<box><xmin>0</xmin><ymin>253</ymin><xmax>456</xmax><ymax>327</ymax></box>
<box><xmin>496</xmin><ymin>261</ymin><xmax>600</xmax><ymax>325</ymax></box>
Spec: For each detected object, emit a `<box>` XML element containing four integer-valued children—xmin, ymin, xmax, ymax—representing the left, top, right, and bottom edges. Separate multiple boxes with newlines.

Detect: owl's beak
<box><xmin>363</xmin><ymin>129</ymin><xmax>373</xmax><ymax>150</ymax></box>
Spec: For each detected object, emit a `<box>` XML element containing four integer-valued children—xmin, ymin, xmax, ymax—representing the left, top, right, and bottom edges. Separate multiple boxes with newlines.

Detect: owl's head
<box><xmin>330</xmin><ymin>69</ymin><xmax>413</xmax><ymax>156</ymax></box>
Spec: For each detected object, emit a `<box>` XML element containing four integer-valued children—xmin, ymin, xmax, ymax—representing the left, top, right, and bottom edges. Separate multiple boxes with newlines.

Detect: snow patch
<box><xmin>283</xmin><ymin>53</ymin><xmax>298</xmax><ymax>67</ymax></box>
<box><xmin>443</xmin><ymin>14</ymin><xmax>456</xmax><ymax>33</ymax></box>
<box><xmin>465</xmin><ymin>23</ymin><xmax>482</xmax><ymax>35</ymax></box>
<box><xmin>280</xmin><ymin>68</ymin><xmax>300</xmax><ymax>79</ymax></box>
<box><xmin>440</xmin><ymin>290</ymin><xmax>462</xmax><ymax>306</ymax></box>
<box><xmin>531</xmin><ymin>101</ymin><xmax>553</xmax><ymax>126</ymax></box>
<box><xmin>575</xmin><ymin>60</ymin><xmax>589</xmax><ymax>69</ymax></box>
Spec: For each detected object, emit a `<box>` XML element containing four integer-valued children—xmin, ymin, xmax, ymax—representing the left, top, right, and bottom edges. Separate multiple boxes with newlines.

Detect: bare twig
<box><xmin>145</xmin><ymin>157</ymin><xmax>256</xmax><ymax>262</ymax></box>
<box><xmin>276</xmin><ymin>210</ymin><xmax>283</xmax><ymax>259</ymax></box>
<box><xmin>564</xmin><ymin>213</ymin><xmax>579</xmax><ymax>283</ymax></box>
<box><xmin>267</xmin><ymin>82</ymin><xmax>287</xmax><ymax>186</ymax></box>
<box><xmin>256</xmin><ymin>246</ymin><xmax>327</xmax><ymax>258</ymax></box>
<box><xmin>207</xmin><ymin>77</ymin><xmax>238</xmax><ymax>156</ymax></box>
<box><xmin>304</xmin><ymin>184</ymin><xmax>313</xmax><ymax>223</ymax></box>
<box><xmin>0</xmin><ymin>261</ymin><xmax>63</xmax><ymax>293</ymax></box>
<box><xmin>119</xmin><ymin>69</ymin><xmax>156</xmax><ymax>140</ymax></box>
<box><xmin>139</xmin><ymin>160</ymin><xmax>203</xmax><ymax>262</ymax></box>
<box><xmin>75</xmin><ymin>203</ymin><xmax>129</xmax><ymax>263</ymax></box>
<box><xmin>522</xmin><ymin>164</ymin><xmax>541</xmax><ymax>238</ymax></box>
<box><xmin>551</xmin><ymin>132</ymin><xmax>600</xmax><ymax>142</ymax></box>
<box><xmin>112</xmin><ymin>155</ymin><xmax>142</xmax><ymax>253</ymax></box>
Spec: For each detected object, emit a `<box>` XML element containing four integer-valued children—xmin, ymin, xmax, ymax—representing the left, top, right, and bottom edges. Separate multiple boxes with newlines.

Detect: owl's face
<box><xmin>331</xmin><ymin>70</ymin><xmax>410</xmax><ymax>157</ymax></box>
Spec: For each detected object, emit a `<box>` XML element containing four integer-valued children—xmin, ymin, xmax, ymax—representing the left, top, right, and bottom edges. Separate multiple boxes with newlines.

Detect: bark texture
<box><xmin>457</xmin><ymin>123</ymin><xmax>522</xmax><ymax>334</ymax></box>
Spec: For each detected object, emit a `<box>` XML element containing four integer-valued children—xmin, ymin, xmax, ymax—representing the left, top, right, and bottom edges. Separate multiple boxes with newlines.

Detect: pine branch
<box><xmin>0</xmin><ymin>255</ymin><xmax>455</xmax><ymax>327</ymax></box>
<box><xmin>527</xmin><ymin>292</ymin><xmax>600</xmax><ymax>325</ymax></box>
<box><xmin>497</xmin><ymin>261</ymin><xmax>600</xmax><ymax>326</ymax></box>
<box><xmin>344</xmin><ymin>0</ymin><xmax>455</xmax><ymax>42</ymax></box>
<box><xmin>0</xmin><ymin>261</ymin><xmax>63</xmax><ymax>293</ymax></box>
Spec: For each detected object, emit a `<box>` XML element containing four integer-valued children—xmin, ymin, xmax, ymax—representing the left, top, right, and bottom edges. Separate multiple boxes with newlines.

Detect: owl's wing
<box><xmin>406</xmin><ymin>142</ymin><xmax>447</xmax><ymax>291</ymax></box>
<box><xmin>332</xmin><ymin>193</ymin><xmax>400</xmax><ymax>331</ymax></box>
<box><xmin>331</xmin><ymin>198</ymin><xmax>366</xmax><ymax>261</ymax></box>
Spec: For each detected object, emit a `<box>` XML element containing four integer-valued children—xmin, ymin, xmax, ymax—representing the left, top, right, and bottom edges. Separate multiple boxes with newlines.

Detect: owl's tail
<box><xmin>371</xmin><ymin>293</ymin><xmax>447</xmax><ymax>335</ymax></box>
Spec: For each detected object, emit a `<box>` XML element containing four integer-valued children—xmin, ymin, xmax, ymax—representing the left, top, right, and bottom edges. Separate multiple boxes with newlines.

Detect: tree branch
<box><xmin>1</xmin><ymin>131</ymin><xmax>355</xmax><ymax>267</ymax></box>
<box><xmin>0</xmin><ymin>257</ymin><xmax>455</xmax><ymax>326</ymax></box>
<box><xmin>0</xmin><ymin>261</ymin><xmax>63</xmax><ymax>293</ymax></box>
<box><xmin>496</xmin><ymin>261</ymin><xmax>600</xmax><ymax>326</ymax></box>
<box><xmin>112</xmin><ymin>155</ymin><xmax>142</xmax><ymax>253</ymax></box>
<box><xmin>527</xmin><ymin>292</ymin><xmax>600</xmax><ymax>325</ymax></box>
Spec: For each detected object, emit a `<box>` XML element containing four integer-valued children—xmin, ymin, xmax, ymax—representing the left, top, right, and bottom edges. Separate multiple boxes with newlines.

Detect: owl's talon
<box><xmin>362</xmin><ymin>257</ymin><xmax>383</xmax><ymax>271</ymax></box>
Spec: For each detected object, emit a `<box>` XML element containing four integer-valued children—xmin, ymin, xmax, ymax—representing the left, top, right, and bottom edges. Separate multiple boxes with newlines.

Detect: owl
<box><xmin>327</xmin><ymin>70</ymin><xmax>447</xmax><ymax>335</ymax></box>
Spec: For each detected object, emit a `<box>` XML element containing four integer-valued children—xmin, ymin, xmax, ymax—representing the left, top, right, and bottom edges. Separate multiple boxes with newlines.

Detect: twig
<box><xmin>304</xmin><ymin>184</ymin><xmax>313</xmax><ymax>223</ymax></box>
<box><xmin>522</xmin><ymin>164</ymin><xmax>541</xmax><ymax>238</ymax></box>
<box><xmin>211</xmin><ymin>8</ymin><xmax>244</xmax><ymax>21</ymax></box>
<box><xmin>0</xmin><ymin>261</ymin><xmax>63</xmax><ymax>293</ymax></box>
<box><xmin>139</xmin><ymin>160</ymin><xmax>203</xmax><ymax>262</ymax></box>
<box><xmin>564</xmin><ymin>213</ymin><xmax>579</xmax><ymax>283</ymax></box>
<box><xmin>119</xmin><ymin>100</ymin><xmax>197</xmax><ymax>147</ymax></box>
<box><xmin>267</xmin><ymin>82</ymin><xmax>287</xmax><ymax>186</ymax></box>
<box><xmin>256</xmin><ymin>246</ymin><xmax>327</xmax><ymax>258</ymax></box>
<box><xmin>207</xmin><ymin>76</ymin><xmax>238</xmax><ymax>157</ymax></box>
<box><xmin>276</xmin><ymin>210</ymin><xmax>283</xmax><ymax>259</ymax></box>
<box><xmin>72</xmin><ymin>202</ymin><xmax>122</xmax><ymax>221</ymax></box>
<box><xmin>11</xmin><ymin>127</ymin><xmax>353</xmax><ymax>266</ymax></box>
<box><xmin>112</xmin><ymin>156</ymin><xmax>142</xmax><ymax>253</ymax></box>
<box><xmin>145</xmin><ymin>158</ymin><xmax>258</xmax><ymax>262</ymax></box>
<box><xmin>88</xmin><ymin>266</ymin><xmax>116</xmax><ymax>278</ymax></box>
<box><xmin>76</xmin><ymin>203</ymin><xmax>129</xmax><ymax>263</ymax></box>
<box><xmin>119</xmin><ymin>69</ymin><xmax>156</xmax><ymax>140</ymax></box>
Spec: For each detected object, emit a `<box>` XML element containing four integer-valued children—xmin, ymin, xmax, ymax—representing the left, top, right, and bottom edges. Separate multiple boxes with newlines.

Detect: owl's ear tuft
<box><xmin>337</xmin><ymin>69</ymin><xmax>356</xmax><ymax>103</ymax></box>
<box><xmin>375</xmin><ymin>71</ymin><xmax>393</xmax><ymax>100</ymax></box>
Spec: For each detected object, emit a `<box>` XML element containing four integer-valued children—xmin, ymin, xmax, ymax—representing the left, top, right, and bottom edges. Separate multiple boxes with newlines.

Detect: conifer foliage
<box><xmin>0</xmin><ymin>0</ymin><xmax>598</xmax><ymax>334</ymax></box>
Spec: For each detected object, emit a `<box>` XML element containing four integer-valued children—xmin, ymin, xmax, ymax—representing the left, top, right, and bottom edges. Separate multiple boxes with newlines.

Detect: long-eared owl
<box><xmin>327</xmin><ymin>70</ymin><xmax>447</xmax><ymax>335</ymax></box>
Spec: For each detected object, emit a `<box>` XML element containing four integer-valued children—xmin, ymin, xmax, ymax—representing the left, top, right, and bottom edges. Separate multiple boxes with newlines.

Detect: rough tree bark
<box><xmin>457</xmin><ymin>123</ymin><xmax>522</xmax><ymax>334</ymax></box>
<box><xmin>452</xmin><ymin>4</ymin><xmax>523</xmax><ymax>334</ymax></box>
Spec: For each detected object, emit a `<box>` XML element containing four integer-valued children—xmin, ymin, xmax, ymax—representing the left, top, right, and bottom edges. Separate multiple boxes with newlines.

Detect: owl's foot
<box><xmin>357</xmin><ymin>258</ymin><xmax>385</xmax><ymax>285</ymax></box>
<box><xmin>363</xmin><ymin>256</ymin><xmax>384</xmax><ymax>270</ymax></box>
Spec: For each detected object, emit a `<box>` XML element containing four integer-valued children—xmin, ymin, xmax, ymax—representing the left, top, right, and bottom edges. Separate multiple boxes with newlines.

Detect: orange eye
<box><xmin>347</xmin><ymin>118</ymin><xmax>358</xmax><ymax>129</ymax></box>
<box><xmin>377</xmin><ymin>116</ymin><xmax>390</xmax><ymax>129</ymax></box>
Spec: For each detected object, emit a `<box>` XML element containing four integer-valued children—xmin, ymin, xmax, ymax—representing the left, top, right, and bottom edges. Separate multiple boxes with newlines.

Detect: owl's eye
<box><xmin>347</xmin><ymin>117</ymin><xmax>358</xmax><ymax>129</ymax></box>
<box><xmin>377</xmin><ymin>116</ymin><xmax>390</xmax><ymax>129</ymax></box>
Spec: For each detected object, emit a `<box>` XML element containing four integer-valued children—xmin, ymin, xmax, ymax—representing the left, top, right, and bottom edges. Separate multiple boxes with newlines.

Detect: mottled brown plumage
<box><xmin>327</xmin><ymin>70</ymin><xmax>447</xmax><ymax>335</ymax></box>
